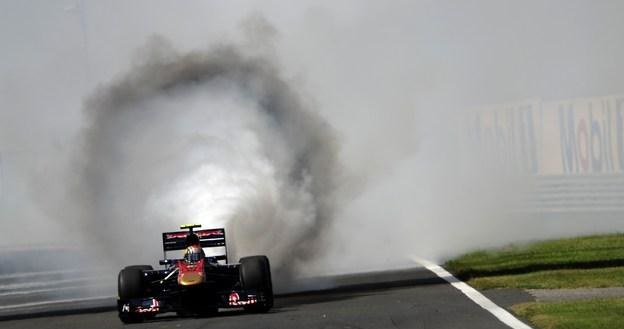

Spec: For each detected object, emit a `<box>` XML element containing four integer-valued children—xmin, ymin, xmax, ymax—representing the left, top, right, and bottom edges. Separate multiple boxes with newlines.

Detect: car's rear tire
<box><xmin>239</xmin><ymin>256</ymin><xmax>273</xmax><ymax>312</ymax></box>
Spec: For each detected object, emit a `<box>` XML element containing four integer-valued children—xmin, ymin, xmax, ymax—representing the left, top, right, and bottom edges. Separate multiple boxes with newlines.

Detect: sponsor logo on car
<box><xmin>165</xmin><ymin>230</ymin><xmax>224</xmax><ymax>239</ymax></box>
<box><xmin>228</xmin><ymin>292</ymin><xmax>258</xmax><ymax>306</ymax></box>
<box><xmin>135</xmin><ymin>299</ymin><xmax>160</xmax><ymax>313</ymax></box>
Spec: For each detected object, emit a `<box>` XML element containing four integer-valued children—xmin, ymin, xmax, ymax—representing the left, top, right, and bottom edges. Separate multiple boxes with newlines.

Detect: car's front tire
<box><xmin>118</xmin><ymin>265</ymin><xmax>151</xmax><ymax>300</ymax></box>
<box><xmin>118</xmin><ymin>265</ymin><xmax>152</xmax><ymax>323</ymax></box>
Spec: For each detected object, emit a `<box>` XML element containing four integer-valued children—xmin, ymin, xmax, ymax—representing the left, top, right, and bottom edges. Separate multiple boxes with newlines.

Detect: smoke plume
<box><xmin>73</xmin><ymin>39</ymin><xmax>340</xmax><ymax>286</ymax></box>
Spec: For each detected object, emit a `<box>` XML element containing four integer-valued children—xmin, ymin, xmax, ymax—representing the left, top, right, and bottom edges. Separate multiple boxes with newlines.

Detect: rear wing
<box><xmin>161</xmin><ymin>228</ymin><xmax>228</xmax><ymax>263</ymax></box>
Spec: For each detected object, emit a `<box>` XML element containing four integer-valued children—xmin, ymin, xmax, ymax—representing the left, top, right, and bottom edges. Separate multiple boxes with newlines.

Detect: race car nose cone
<box><xmin>178</xmin><ymin>272</ymin><xmax>204</xmax><ymax>286</ymax></box>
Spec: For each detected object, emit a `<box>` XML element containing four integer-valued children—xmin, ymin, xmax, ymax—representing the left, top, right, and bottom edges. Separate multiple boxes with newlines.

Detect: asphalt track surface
<box><xmin>0</xmin><ymin>267</ymin><xmax>531</xmax><ymax>329</ymax></box>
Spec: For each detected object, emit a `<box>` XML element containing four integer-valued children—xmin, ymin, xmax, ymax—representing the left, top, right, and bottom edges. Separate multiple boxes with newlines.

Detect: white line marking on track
<box><xmin>0</xmin><ymin>268</ymin><xmax>109</xmax><ymax>280</ymax></box>
<box><xmin>0</xmin><ymin>296</ymin><xmax>115</xmax><ymax>311</ymax></box>
<box><xmin>0</xmin><ymin>270</ymin><xmax>75</xmax><ymax>280</ymax></box>
<box><xmin>412</xmin><ymin>257</ymin><xmax>533</xmax><ymax>329</ymax></box>
<box><xmin>0</xmin><ymin>276</ymin><xmax>108</xmax><ymax>291</ymax></box>
<box><xmin>0</xmin><ymin>283</ymin><xmax>111</xmax><ymax>297</ymax></box>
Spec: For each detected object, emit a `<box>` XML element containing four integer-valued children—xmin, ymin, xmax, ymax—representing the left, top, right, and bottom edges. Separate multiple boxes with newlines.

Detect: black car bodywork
<box><xmin>117</xmin><ymin>225</ymin><xmax>273</xmax><ymax>323</ymax></box>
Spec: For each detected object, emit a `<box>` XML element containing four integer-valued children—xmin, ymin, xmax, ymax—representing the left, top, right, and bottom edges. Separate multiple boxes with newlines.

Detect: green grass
<box><xmin>445</xmin><ymin>233</ymin><xmax>624</xmax><ymax>280</ymax></box>
<box><xmin>467</xmin><ymin>266</ymin><xmax>624</xmax><ymax>290</ymax></box>
<box><xmin>445</xmin><ymin>234</ymin><xmax>624</xmax><ymax>328</ymax></box>
<box><xmin>512</xmin><ymin>298</ymin><xmax>624</xmax><ymax>329</ymax></box>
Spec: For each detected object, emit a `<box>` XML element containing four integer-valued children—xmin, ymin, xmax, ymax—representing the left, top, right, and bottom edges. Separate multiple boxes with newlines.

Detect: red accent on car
<box><xmin>165</xmin><ymin>229</ymin><xmax>224</xmax><ymax>240</ymax></box>
<box><xmin>229</xmin><ymin>292</ymin><xmax>240</xmax><ymax>303</ymax></box>
<box><xmin>177</xmin><ymin>257</ymin><xmax>205</xmax><ymax>286</ymax></box>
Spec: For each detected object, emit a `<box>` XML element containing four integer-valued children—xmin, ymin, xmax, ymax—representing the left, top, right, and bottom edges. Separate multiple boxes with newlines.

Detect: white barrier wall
<box><xmin>465</xmin><ymin>95</ymin><xmax>624</xmax><ymax>214</ymax></box>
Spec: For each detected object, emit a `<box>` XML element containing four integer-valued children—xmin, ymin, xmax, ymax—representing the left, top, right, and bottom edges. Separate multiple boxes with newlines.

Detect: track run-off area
<box><xmin>0</xmin><ymin>260</ymin><xmax>534</xmax><ymax>329</ymax></box>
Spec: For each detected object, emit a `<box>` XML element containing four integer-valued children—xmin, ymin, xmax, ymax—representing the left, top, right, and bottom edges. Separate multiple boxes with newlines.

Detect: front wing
<box><xmin>118</xmin><ymin>289</ymin><xmax>266</xmax><ymax>316</ymax></box>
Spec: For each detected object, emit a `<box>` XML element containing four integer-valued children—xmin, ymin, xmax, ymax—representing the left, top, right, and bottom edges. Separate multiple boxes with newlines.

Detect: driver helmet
<box><xmin>184</xmin><ymin>245</ymin><xmax>205</xmax><ymax>263</ymax></box>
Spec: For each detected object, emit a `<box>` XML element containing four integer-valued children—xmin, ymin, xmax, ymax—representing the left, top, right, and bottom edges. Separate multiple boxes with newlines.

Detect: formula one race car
<box><xmin>117</xmin><ymin>224</ymin><xmax>273</xmax><ymax>323</ymax></box>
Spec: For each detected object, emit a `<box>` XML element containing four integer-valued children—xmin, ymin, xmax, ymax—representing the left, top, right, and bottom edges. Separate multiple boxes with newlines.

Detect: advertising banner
<box><xmin>465</xmin><ymin>99</ymin><xmax>541</xmax><ymax>174</ymax></box>
<box><xmin>466</xmin><ymin>95</ymin><xmax>624</xmax><ymax>176</ymax></box>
